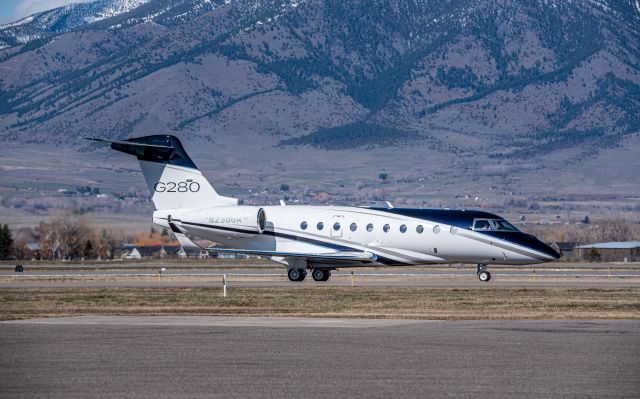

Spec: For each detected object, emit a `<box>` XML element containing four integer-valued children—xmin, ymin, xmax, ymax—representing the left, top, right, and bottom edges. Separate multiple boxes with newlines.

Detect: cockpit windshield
<box><xmin>472</xmin><ymin>219</ymin><xmax>519</xmax><ymax>232</ymax></box>
<box><xmin>492</xmin><ymin>219</ymin><xmax>519</xmax><ymax>231</ymax></box>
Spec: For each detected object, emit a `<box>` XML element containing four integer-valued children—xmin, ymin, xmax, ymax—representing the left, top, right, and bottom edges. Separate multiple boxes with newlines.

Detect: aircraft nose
<box><xmin>513</xmin><ymin>233</ymin><xmax>562</xmax><ymax>261</ymax></box>
<box><xmin>544</xmin><ymin>241</ymin><xmax>562</xmax><ymax>260</ymax></box>
<box><xmin>532</xmin><ymin>237</ymin><xmax>561</xmax><ymax>261</ymax></box>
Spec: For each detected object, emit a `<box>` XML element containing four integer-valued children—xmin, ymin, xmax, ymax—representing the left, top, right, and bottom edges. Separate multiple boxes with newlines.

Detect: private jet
<box><xmin>89</xmin><ymin>135</ymin><xmax>560</xmax><ymax>282</ymax></box>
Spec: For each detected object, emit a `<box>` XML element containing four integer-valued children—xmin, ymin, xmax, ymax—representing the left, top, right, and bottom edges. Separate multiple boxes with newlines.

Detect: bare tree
<box><xmin>606</xmin><ymin>220</ymin><xmax>634</xmax><ymax>242</ymax></box>
<box><xmin>519</xmin><ymin>218</ymin><xmax>637</xmax><ymax>245</ymax></box>
<box><xmin>23</xmin><ymin>213</ymin><xmax>131</xmax><ymax>260</ymax></box>
<box><xmin>37</xmin><ymin>221</ymin><xmax>60</xmax><ymax>260</ymax></box>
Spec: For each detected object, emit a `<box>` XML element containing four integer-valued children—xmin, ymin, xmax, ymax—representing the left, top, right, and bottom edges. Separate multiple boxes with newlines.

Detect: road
<box><xmin>1</xmin><ymin>316</ymin><xmax>638</xmax><ymax>398</ymax></box>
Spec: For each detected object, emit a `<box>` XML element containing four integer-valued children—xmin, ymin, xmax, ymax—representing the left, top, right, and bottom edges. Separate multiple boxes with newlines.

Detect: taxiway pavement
<box><xmin>1</xmin><ymin>316</ymin><xmax>638</xmax><ymax>398</ymax></box>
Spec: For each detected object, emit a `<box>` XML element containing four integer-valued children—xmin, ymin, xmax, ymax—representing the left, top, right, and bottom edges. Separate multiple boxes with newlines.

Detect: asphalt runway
<box><xmin>1</xmin><ymin>268</ymin><xmax>639</xmax><ymax>288</ymax></box>
<box><xmin>1</xmin><ymin>316</ymin><xmax>639</xmax><ymax>398</ymax></box>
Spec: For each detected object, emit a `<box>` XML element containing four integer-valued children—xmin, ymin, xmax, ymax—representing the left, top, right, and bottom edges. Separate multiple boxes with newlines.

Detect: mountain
<box><xmin>0</xmin><ymin>0</ymin><xmax>150</xmax><ymax>50</ymax></box>
<box><xmin>1</xmin><ymin>0</ymin><xmax>640</xmax><ymax>196</ymax></box>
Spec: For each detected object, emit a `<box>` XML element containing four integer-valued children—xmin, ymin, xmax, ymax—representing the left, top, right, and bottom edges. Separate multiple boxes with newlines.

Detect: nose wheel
<box><xmin>477</xmin><ymin>264</ymin><xmax>491</xmax><ymax>282</ymax></box>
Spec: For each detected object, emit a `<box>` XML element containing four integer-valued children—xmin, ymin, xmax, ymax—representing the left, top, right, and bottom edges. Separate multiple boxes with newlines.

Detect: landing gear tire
<box><xmin>476</xmin><ymin>263</ymin><xmax>491</xmax><ymax>282</ymax></box>
<box><xmin>478</xmin><ymin>271</ymin><xmax>491</xmax><ymax>282</ymax></box>
<box><xmin>288</xmin><ymin>268</ymin><xmax>307</xmax><ymax>282</ymax></box>
<box><xmin>312</xmin><ymin>269</ymin><xmax>331</xmax><ymax>282</ymax></box>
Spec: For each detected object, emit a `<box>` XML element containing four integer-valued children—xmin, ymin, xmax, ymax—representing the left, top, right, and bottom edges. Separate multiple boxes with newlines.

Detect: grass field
<box><xmin>1</xmin><ymin>287</ymin><xmax>639</xmax><ymax>320</ymax></box>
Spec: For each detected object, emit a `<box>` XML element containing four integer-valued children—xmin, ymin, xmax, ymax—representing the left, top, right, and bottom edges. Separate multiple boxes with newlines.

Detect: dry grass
<box><xmin>1</xmin><ymin>287</ymin><xmax>639</xmax><ymax>320</ymax></box>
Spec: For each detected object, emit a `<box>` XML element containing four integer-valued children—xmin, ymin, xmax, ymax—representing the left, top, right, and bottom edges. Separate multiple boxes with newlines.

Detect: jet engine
<box><xmin>183</xmin><ymin>206</ymin><xmax>267</xmax><ymax>235</ymax></box>
<box><xmin>153</xmin><ymin>206</ymin><xmax>267</xmax><ymax>238</ymax></box>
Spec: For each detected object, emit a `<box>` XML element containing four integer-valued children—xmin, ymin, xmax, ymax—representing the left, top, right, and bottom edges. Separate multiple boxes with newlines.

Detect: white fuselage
<box><xmin>153</xmin><ymin>205</ymin><xmax>557</xmax><ymax>267</ymax></box>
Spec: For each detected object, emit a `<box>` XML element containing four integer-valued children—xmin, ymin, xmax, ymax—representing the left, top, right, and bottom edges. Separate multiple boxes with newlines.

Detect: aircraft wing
<box><xmin>166</xmin><ymin>218</ymin><xmax>202</xmax><ymax>251</ymax></box>
<box><xmin>207</xmin><ymin>247</ymin><xmax>377</xmax><ymax>263</ymax></box>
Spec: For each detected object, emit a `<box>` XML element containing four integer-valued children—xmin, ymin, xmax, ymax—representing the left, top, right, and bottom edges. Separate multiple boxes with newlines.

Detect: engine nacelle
<box><xmin>181</xmin><ymin>206</ymin><xmax>267</xmax><ymax>236</ymax></box>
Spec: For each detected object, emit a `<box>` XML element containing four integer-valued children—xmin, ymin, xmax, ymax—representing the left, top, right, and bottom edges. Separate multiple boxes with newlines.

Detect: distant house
<box><xmin>23</xmin><ymin>243</ymin><xmax>41</xmax><ymax>260</ymax></box>
<box><xmin>575</xmin><ymin>242</ymin><xmax>640</xmax><ymax>262</ymax></box>
<box><xmin>125</xmin><ymin>248</ymin><xmax>142</xmax><ymax>259</ymax></box>
<box><xmin>122</xmin><ymin>244</ymin><xmax>181</xmax><ymax>259</ymax></box>
<box><xmin>174</xmin><ymin>247</ymin><xmax>210</xmax><ymax>259</ymax></box>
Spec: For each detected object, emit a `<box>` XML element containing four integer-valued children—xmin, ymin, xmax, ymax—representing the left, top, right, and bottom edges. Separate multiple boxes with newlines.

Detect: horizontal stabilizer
<box><xmin>84</xmin><ymin>135</ymin><xmax>196</xmax><ymax>169</ymax></box>
<box><xmin>207</xmin><ymin>248</ymin><xmax>377</xmax><ymax>262</ymax></box>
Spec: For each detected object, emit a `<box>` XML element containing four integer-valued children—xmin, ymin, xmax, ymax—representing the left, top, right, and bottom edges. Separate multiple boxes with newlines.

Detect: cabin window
<box><xmin>350</xmin><ymin>223</ymin><xmax>357</xmax><ymax>232</ymax></box>
<box><xmin>433</xmin><ymin>225</ymin><xmax>441</xmax><ymax>234</ymax></box>
<box><xmin>416</xmin><ymin>225</ymin><xmax>424</xmax><ymax>234</ymax></box>
<box><xmin>366</xmin><ymin>223</ymin><xmax>374</xmax><ymax>232</ymax></box>
<box><xmin>333</xmin><ymin>222</ymin><xmax>341</xmax><ymax>231</ymax></box>
<box><xmin>300</xmin><ymin>221</ymin><xmax>308</xmax><ymax>230</ymax></box>
<box><xmin>383</xmin><ymin>224</ymin><xmax>390</xmax><ymax>233</ymax></box>
<box><xmin>317</xmin><ymin>222</ymin><xmax>324</xmax><ymax>230</ymax></box>
<box><xmin>399</xmin><ymin>224</ymin><xmax>407</xmax><ymax>233</ymax></box>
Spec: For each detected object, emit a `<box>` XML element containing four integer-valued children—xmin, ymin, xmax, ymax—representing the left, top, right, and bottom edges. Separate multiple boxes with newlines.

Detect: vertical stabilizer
<box><xmin>89</xmin><ymin>135</ymin><xmax>237</xmax><ymax>210</ymax></box>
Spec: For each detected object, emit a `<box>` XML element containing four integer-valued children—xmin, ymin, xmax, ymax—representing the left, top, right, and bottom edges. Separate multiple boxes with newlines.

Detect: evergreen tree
<box><xmin>0</xmin><ymin>224</ymin><xmax>4</xmax><ymax>256</ymax></box>
<box><xmin>0</xmin><ymin>224</ymin><xmax>14</xmax><ymax>260</ymax></box>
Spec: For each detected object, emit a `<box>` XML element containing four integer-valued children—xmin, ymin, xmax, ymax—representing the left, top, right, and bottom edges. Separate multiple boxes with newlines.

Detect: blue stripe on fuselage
<box><xmin>370</xmin><ymin>207</ymin><xmax>500</xmax><ymax>230</ymax></box>
<box><xmin>372</xmin><ymin>207</ymin><xmax>560</xmax><ymax>259</ymax></box>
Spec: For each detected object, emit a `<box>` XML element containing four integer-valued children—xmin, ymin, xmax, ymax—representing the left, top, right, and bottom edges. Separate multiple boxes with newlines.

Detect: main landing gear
<box><xmin>287</xmin><ymin>268</ymin><xmax>307</xmax><ymax>282</ymax></box>
<box><xmin>287</xmin><ymin>268</ymin><xmax>331</xmax><ymax>282</ymax></box>
<box><xmin>477</xmin><ymin>264</ymin><xmax>491</xmax><ymax>282</ymax></box>
<box><xmin>311</xmin><ymin>268</ymin><xmax>331</xmax><ymax>282</ymax></box>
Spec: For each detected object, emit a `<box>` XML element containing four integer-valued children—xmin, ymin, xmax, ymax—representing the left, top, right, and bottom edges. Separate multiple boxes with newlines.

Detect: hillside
<box><xmin>0</xmin><ymin>0</ymin><xmax>150</xmax><ymax>50</ymax></box>
<box><xmin>0</xmin><ymin>0</ymin><xmax>639</xmax><ymax>203</ymax></box>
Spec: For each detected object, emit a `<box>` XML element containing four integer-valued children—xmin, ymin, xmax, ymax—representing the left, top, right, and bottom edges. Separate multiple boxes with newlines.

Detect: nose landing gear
<box><xmin>477</xmin><ymin>264</ymin><xmax>491</xmax><ymax>282</ymax></box>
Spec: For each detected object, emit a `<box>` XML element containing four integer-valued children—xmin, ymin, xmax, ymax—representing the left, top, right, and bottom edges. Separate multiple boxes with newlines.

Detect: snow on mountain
<box><xmin>84</xmin><ymin>0</ymin><xmax>151</xmax><ymax>23</ymax></box>
<box><xmin>0</xmin><ymin>0</ymin><xmax>150</xmax><ymax>48</ymax></box>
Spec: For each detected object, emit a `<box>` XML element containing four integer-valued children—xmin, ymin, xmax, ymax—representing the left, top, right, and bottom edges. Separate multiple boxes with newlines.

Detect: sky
<box><xmin>0</xmin><ymin>0</ymin><xmax>92</xmax><ymax>25</ymax></box>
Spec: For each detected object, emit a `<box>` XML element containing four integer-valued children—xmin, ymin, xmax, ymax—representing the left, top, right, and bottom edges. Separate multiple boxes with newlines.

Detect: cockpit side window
<box><xmin>472</xmin><ymin>218</ymin><xmax>519</xmax><ymax>232</ymax></box>
<box><xmin>493</xmin><ymin>219</ymin><xmax>519</xmax><ymax>231</ymax></box>
<box><xmin>472</xmin><ymin>219</ymin><xmax>493</xmax><ymax>231</ymax></box>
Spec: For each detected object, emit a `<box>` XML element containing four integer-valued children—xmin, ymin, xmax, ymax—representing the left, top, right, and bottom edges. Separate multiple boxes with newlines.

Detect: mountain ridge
<box><xmin>0</xmin><ymin>0</ymin><xmax>639</xmax><ymax>179</ymax></box>
<box><xmin>0</xmin><ymin>0</ymin><xmax>151</xmax><ymax>49</ymax></box>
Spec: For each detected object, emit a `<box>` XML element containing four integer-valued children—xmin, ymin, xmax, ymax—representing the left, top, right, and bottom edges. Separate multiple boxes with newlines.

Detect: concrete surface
<box><xmin>1</xmin><ymin>316</ymin><xmax>639</xmax><ymax>398</ymax></box>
